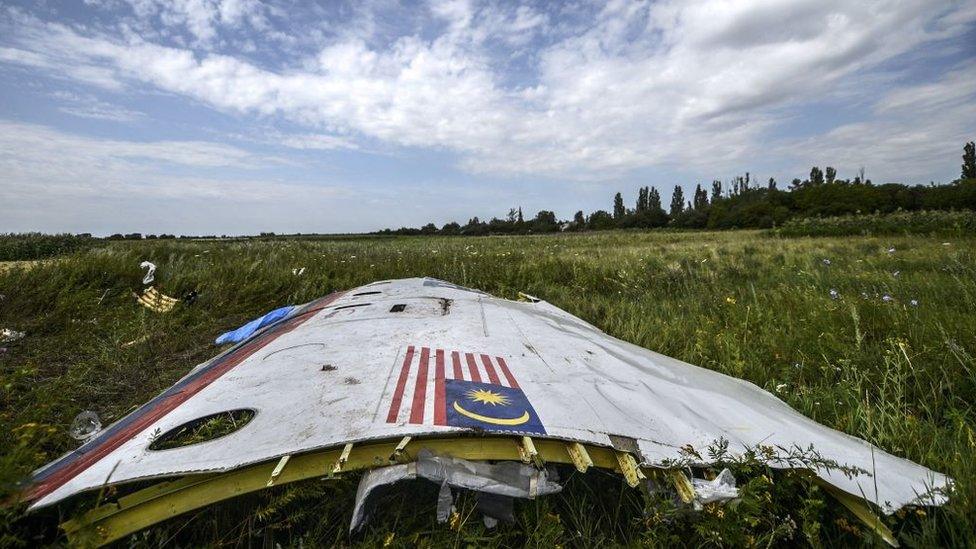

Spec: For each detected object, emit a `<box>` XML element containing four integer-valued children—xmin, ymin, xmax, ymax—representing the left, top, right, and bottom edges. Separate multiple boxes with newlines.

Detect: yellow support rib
<box><xmin>668</xmin><ymin>469</ymin><xmax>696</xmax><ymax>504</ymax></box>
<box><xmin>814</xmin><ymin>479</ymin><xmax>899</xmax><ymax>547</ymax></box>
<box><xmin>613</xmin><ymin>451</ymin><xmax>646</xmax><ymax>488</ymax></box>
<box><xmin>565</xmin><ymin>442</ymin><xmax>593</xmax><ymax>473</ymax></box>
<box><xmin>62</xmin><ymin>436</ymin><xmax>620</xmax><ymax>546</ymax></box>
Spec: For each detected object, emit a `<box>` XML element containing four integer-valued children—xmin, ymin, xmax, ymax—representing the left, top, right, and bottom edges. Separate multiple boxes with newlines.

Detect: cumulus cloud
<box><xmin>1</xmin><ymin>0</ymin><xmax>974</xmax><ymax>185</ymax></box>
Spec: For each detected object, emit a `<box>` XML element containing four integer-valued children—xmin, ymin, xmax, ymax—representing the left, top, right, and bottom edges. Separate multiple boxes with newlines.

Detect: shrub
<box><xmin>776</xmin><ymin>210</ymin><xmax>976</xmax><ymax>237</ymax></box>
<box><xmin>0</xmin><ymin>233</ymin><xmax>96</xmax><ymax>261</ymax></box>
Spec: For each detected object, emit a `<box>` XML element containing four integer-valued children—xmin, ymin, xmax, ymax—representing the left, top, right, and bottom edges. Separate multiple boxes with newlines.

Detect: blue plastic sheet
<box><xmin>215</xmin><ymin>305</ymin><xmax>296</xmax><ymax>345</ymax></box>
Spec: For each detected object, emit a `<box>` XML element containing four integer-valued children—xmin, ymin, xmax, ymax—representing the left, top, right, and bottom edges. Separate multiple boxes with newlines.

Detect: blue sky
<box><xmin>1</xmin><ymin>0</ymin><xmax>974</xmax><ymax>235</ymax></box>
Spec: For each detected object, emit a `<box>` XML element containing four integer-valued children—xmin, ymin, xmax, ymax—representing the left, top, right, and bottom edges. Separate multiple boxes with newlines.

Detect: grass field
<box><xmin>1</xmin><ymin>230</ymin><xmax>974</xmax><ymax>547</ymax></box>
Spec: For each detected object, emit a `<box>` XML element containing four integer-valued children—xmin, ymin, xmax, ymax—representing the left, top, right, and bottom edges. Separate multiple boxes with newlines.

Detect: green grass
<box><xmin>1</xmin><ymin>230</ymin><xmax>974</xmax><ymax>547</ymax></box>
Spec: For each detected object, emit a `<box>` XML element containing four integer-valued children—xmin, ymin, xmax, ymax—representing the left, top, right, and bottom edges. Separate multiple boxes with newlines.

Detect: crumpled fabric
<box><xmin>215</xmin><ymin>305</ymin><xmax>296</xmax><ymax>345</ymax></box>
<box><xmin>349</xmin><ymin>449</ymin><xmax>562</xmax><ymax>532</ymax></box>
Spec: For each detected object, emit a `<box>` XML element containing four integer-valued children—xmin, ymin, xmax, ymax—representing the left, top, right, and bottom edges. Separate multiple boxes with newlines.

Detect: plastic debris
<box><xmin>69</xmin><ymin>411</ymin><xmax>102</xmax><ymax>441</ymax></box>
<box><xmin>692</xmin><ymin>469</ymin><xmax>738</xmax><ymax>505</ymax></box>
<box><xmin>134</xmin><ymin>287</ymin><xmax>179</xmax><ymax>313</ymax></box>
<box><xmin>215</xmin><ymin>305</ymin><xmax>296</xmax><ymax>345</ymax></box>
<box><xmin>139</xmin><ymin>261</ymin><xmax>156</xmax><ymax>285</ymax></box>
<box><xmin>1</xmin><ymin>328</ymin><xmax>25</xmax><ymax>343</ymax></box>
<box><xmin>350</xmin><ymin>449</ymin><xmax>562</xmax><ymax>532</ymax></box>
<box><xmin>435</xmin><ymin>481</ymin><xmax>454</xmax><ymax>523</ymax></box>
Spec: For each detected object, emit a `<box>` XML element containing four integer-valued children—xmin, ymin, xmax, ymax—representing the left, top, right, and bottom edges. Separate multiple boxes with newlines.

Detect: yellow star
<box><xmin>466</xmin><ymin>388</ymin><xmax>509</xmax><ymax>406</ymax></box>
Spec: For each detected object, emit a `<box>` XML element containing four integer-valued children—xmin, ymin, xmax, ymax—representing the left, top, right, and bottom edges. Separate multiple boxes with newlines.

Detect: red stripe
<box><xmin>434</xmin><ymin>349</ymin><xmax>446</xmax><ymax>426</ymax></box>
<box><xmin>465</xmin><ymin>352</ymin><xmax>481</xmax><ymax>382</ymax></box>
<box><xmin>409</xmin><ymin>347</ymin><xmax>430</xmax><ymax>424</ymax></box>
<box><xmin>451</xmin><ymin>351</ymin><xmax>463</xmax><ymax>380</ymax></box>
<box><xmin>480</xmin><ymin>354</ymin><xmax>501</xmax><ymax>385</ymax></box>
<box><xmin>25</xmin><ymin>293</ymin><xmax>343</xmax><ymax>503</ymax></box>
<box><xmin>496</xmin><ymin>356</ymin><xmax>519</xmax><ymax>389</ymax></box>
<box><xmin>386</xmin><ymin>346</ymin><xmax>415</xmax><ymax>423</ymax></box>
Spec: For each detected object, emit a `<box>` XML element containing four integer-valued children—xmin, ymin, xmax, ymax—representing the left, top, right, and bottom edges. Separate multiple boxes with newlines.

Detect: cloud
<box><xmin>783</xmin><ymin>62</ymin><xmax>976</xmax><ymax>183</ymax></box>
<box><xmin>0</xmin><ymin>120</ymin><xmax>357</xmax><ymax>233</ymax></box>
<box><xmin>1</xmin><ymin>0</ymin><xmax>974</xmax><ymax>185</ymax></box>
<box><xmin>51</xmin><ymin>91</ymin><xmax>145</xmax><ymax>122</ymax></box>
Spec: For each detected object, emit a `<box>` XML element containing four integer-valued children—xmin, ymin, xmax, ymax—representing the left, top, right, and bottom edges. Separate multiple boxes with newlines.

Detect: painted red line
<box><xmin>386</xmin><ymin>346</ymin><xmax>415</xmax><ymax>423</ymax></box>
<box><xmin>451</xmin><ymin>351</ymin><xmax>463</xmax><ymax>380</ymax></box>
<box><xmin>409</xmin><ymin>347</ymin><xmax>430</xmax><ymax>424</ymax></box>
<box><xmin>480</xmin><ymin>354</ymin><xmax>501</xmax><ymax>385</ymax></box>
<box><xmin>25</xmin><ymin>292</ymin><xmax>343</xmax><ymax>503</ymax></box>
<box><xmin>496</xmin><ymin>356</ymin><xmax>519</xmax><ymax>389</ymax></box>
<box><xmin>434</xmin><ymin>349</ymin><xmax>446</xmax><ymax>426</ymax></box>
<box><xmin>465</xmin><ymin>352</ymin><xmax>482</xmax><ymax>383</ymax></box>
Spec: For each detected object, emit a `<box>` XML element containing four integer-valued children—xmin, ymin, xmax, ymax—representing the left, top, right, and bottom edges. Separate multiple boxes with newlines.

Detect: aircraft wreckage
<box><xmin>23</xmin><ymin>278</ymin><xmax>948</xmax><ymax>545</ymax></box>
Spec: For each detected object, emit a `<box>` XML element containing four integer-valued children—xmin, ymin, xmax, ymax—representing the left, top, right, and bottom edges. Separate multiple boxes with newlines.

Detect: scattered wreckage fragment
<box><xmin>22</xmin><ymin>278</ymin><xmax>948</xmax><ymax>546</ymax></box>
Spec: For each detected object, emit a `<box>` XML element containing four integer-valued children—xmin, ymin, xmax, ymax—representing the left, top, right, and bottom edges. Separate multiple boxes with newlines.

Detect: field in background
<box><xmin>1</xmin><ymin>230</ymin><xmax>974</xmax><ymax>547</ymax></box>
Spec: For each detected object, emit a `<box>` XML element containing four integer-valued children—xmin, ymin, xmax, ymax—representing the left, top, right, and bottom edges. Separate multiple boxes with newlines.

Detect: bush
<box><xmin>776</xmin><ymin>210</ymin><xmax>976</xmax><ymax>237</ymax></box>
<box><xmin>0</xmin><ymin>233</ymin><xmax>96</xmax><ymax>261</ymax></box>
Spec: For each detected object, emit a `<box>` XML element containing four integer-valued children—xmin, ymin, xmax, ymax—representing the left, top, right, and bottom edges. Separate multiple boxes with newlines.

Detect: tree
<box><xmin>692</xmin><ymin>184</ymin><xmax>708</xmax><ymax>210</ymax></box>
<box><xmin>517</xmin><ymin>207</ymin><xmax>524</xmax><ymax>224</ymax></box>
<box><xmin>825</xmin><ymin>166</ymin><xmax>836</xmax><ymax>185</ymax></box>
<box><xmin>711</xmin><ymin>180</ymin><xmax>722</xmax><ymax>201</ymax></box>
<box><xmin>669</xmin><ymin>185</ymin><xmax>685</xmax><ymax>216</ymax></box>
<box><xmin>587</xmin><ymin>210</ymin><xmax>615</xmax><ymax>230</ymax></box>
<box><xmin>636</xmin><ymin>187</ymin><xmax>649</xmax><ymax>213</ymax></box>
<box><xmin>613</xmin><ymin>192</ymin><xmax>626</xmax><ymax>219</ymax></box>
<box><xmin>572</xmin><ymin>210</ymin><xmax>585</xmax><ymax>229</ymax></box>
<box><xmin>810</xmin><ymin>166</ymin><xmax>824</xmax><ymax>186</ymax></box>
<box><xmin>963</xmin><ymin>141</ymin><xmax>976</xmax><ymax>179</ymax></box>
<box><xmin>420</xmin><ymin>223</ymin><xmax>438</xmax><ymax>235</ymax></box>
<box><xmin>648</xmin><ymin>187</ymin><xmax>663</xmax><ymax>212</ymax></box>
<box><xmin>440</xmin><ymin>221</ymin><xmax>461</xmax><ymax>235</ymax></box>
<box><xmin>768</xmin><ymin>177</ymin><xmax>777</xmax><ymax>191</ymax></box>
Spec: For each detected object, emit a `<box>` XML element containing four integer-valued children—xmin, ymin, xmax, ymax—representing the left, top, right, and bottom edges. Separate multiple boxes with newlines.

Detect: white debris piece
<box><xmin>26</xmin><ymin>278</ymin><xmax>950</xmax><ymax>516</ymax></box>
<box><xmin>1</xmin><ymin>328</ymin><xmax>25</xmax><ymax>343</ymax></box>
<box><xmin>692</xmin><ymin>469</ymin><xmax>739</xmax><ymax>504</ymax></box>
<box><xmin>139</xmin><ymin>261</ymin><xmax>156</xmax><ymax>285</ymax></box>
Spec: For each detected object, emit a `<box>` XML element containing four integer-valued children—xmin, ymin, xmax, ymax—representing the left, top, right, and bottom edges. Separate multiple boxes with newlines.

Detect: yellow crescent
<box><xmin>452</xmin><ymin>401</ymin><xmax>530</xmax><ymax>426</ymax></box>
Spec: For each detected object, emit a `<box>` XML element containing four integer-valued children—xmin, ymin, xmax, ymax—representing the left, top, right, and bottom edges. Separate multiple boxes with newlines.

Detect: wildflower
<box><xmin>910</xmin><ymin>299</ymin><xmax>918</xmax><ymax>307</ymax></box>
<box><xmin>887</xmin><ymin>247</ymin><xmax>896</xmax><ymax>254</ymax></box>
<box><xmin>725</xmin><ymin>296</ymin><xmax>736</xmax><ymax>304</ymax></box>
<box><xmin>775</xmin><ymin>383</ymin><xmax>787</xmax><ymax>392</ymax></box>
<box><xmin>882</xmin><ymin>294</ymin><xmax>893</xmax><ymax>302</ymax></box>
<box><xmin>892</xmin><ymin>270</ymin><xmax>900</xmax><ymax>277</ymax></box>
<box><xmin>829</xmin><ymin>289</ymin><xmax>839</xmax><ymax>300</ymax></box>
<box><xmin>822</xmin><ymin>258</ymin><xmax>831</xmax><ymax>266</ymax></box>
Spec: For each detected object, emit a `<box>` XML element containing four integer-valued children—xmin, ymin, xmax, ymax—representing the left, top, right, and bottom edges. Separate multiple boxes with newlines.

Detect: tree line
<box><xmin>378</xmin><ymin>142</ymin><xmax>976</xmax><ymax>235</ymax></box>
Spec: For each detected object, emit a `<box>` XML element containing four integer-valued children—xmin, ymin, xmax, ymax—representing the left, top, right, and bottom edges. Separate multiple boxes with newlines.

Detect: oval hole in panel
<box><xmin>148</xmin><ymin>409</ymin><xmax>256</xmax><ymax>451</ymax></box>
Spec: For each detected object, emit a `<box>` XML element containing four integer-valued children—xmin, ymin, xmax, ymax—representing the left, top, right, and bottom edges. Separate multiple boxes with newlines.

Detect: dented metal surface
<box><xmin>26</xmin><ymin>277</ymin><xmax>948</xmax><ymax>515</ymax></box>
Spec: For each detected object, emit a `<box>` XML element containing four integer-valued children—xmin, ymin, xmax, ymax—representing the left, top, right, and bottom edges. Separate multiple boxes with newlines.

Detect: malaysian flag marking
<box><xmin>385</xmin><ymin>346</ymin><xmax>545</xmax><ymax>434</ymax></box>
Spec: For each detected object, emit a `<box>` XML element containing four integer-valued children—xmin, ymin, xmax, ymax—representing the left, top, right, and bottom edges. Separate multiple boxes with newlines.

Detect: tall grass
<box><xmin>0</xmin><ymin>231</ymin><xmax>973</xmax><ymax>546</ymax></box>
